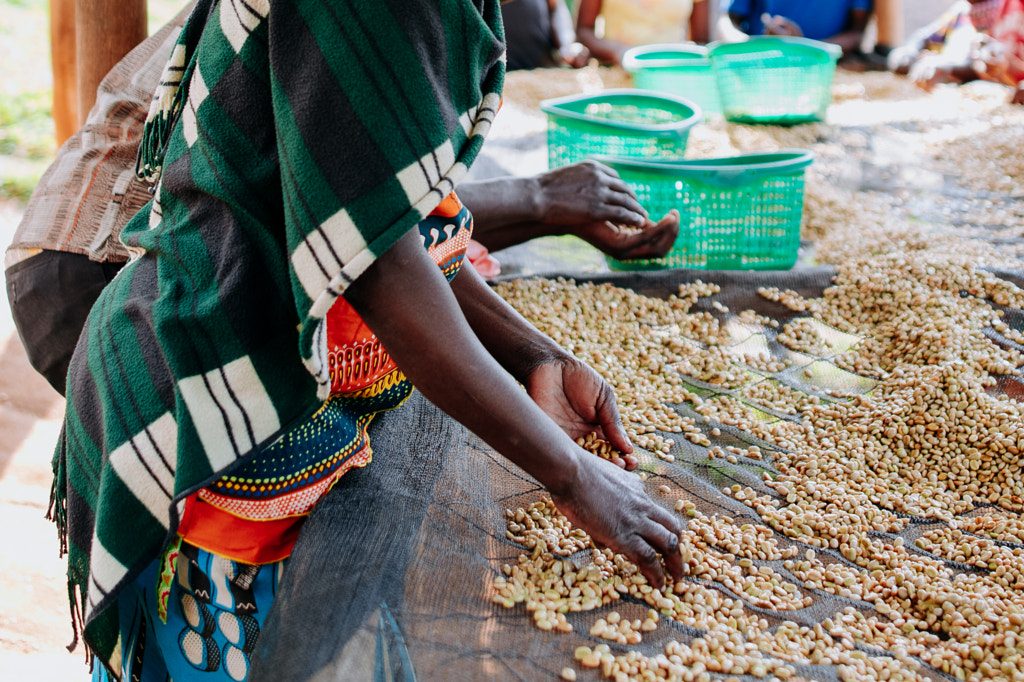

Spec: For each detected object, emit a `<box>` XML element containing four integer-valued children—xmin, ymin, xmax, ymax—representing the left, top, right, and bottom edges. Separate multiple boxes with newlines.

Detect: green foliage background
<box><xmin>0</xmin><ymin>0</ymin><xmax>181</xmax><ymax>201</ymax></box>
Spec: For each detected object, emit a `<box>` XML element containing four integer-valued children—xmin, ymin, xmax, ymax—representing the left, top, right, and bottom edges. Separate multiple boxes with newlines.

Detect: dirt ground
<box><xmin>0</xmin><ymin>2</ymin><xmax>962</xmax><ymax>679</ymax></box>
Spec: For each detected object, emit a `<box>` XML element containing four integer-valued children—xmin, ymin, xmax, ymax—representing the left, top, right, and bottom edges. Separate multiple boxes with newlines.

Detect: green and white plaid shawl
<box><xmin>50</xmin><ymin>0</ymin><xmax>505</xmax><ymax>673</ymax></box>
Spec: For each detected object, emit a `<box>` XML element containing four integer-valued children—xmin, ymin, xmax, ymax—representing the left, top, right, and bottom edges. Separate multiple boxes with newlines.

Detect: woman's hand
<box><xmin>536</xmin><ymin>163</ymin><xmax>680</xmax><ymax>260</ymax></box>
<box><xmin>536</xmin><ymin>160</ymin><xmax>648</xmax><ymax>230</ymax></box>
<box><xmin>908</xmin><ymin>54</ymin><xmax>960</xmax><ymax>91</ymax></box>
<box><xmin>557</xmin><ymin>42</ymin><xmax>591</xmax><ymax>68</ymax></box>
<box><xmin>526</xmin><ymin>355</ymin><xmax>638</xmax><ymax>468</ymax></box>
<box><xmin>461</xmin><ymin>161</ymin><xmax>673</xmax><ymax>256</ymax></box>
<box><xmin>550</xmin><ymin>455</ymin><xmax>684</xmax><ymax>590</ymax></box>
<box><xmin>762</xmin><ymin>14</ymin><xmax>802</xmax><ymax>37</ymax></box>
<box><xmin>577</xmin><ymin>209</ymin><xmax>680</xmax><ymax>261</ymax></box>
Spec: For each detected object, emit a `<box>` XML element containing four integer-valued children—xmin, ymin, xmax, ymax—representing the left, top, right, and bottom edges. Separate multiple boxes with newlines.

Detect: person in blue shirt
<box><xmin>719</xmin><ymin>0</ymin><xmax>873</xmax><ymax>59</ymax></box>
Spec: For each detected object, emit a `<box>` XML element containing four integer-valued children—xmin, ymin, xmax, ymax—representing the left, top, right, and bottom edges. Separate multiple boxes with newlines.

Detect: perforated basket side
<box><xmin>632</xmin><ymin>70</ymin><xmax>722</xmax><ymax>116</ymax></box>
<box><xmin>708</xmin><ymin>37</ymin><xmax>839</xmax><ymax>125</ymax></box>
<box><xmin>541</xmin><ymin>89</ymin><xmax>702</xmax><ymax>168</ymax></box>
<box><xmin>604</xmin><ymin>163</ymin><xmax>806</xmax><ymax>271</ymax></box>
<box><xmin>624</xmin><ymin>44</ymin><xmax>722</xmax><ymax>115</ymax></box>
<box><xmin>546</xmin><ymin>118</ymin><xmax>692</xmax><ymax>168</ymax></box>
<box><xmin>713</xmin><ymin>61</ymin><xmax>836</xmax><ymax>125</ymax></box>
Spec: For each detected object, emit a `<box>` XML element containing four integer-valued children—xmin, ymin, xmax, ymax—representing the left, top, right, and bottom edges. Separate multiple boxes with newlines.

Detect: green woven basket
<box><xmin>709</xmin><ymin>37</ymin><xmax>841</xmax><ymax>125</ymax></box>
<box><xmin>540</xmin><ymin>89</ymin><xmax>702</xmax><ymax>169</ymax></box>
<box><xmin>599</xmin><ymin>150</ymin><xmax>814</xmax><ymax>271</ymax></box>
<box><xmin>622</xmin><ymin>44</ymin><xmax>721</xmax><ymax>116</ymax></box>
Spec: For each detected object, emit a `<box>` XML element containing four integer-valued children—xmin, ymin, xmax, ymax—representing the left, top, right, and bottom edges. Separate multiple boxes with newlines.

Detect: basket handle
<box><xmin>593</xmin><ymin>150</ymin><xmax>814</xmax><ymax>189</ymax></box>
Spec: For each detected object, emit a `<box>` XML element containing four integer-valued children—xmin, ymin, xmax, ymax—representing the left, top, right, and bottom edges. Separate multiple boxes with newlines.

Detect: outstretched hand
<box><xmin>528</xmin><ymin>356</ymin><xmax>683</xmax><ymax>588</ymax></box>
<box><xmin>536</xmin><ymin>160</ymin><xmax>649</xmax><ymax>230</ymax></box>
<box><xmin>460</xmin><ymin>161</ymin><xmax>679</xmax><ymax>258</ymax></box>
<box><xmin>551</xmin><ymin>455</ymin><xmax>684</xmax><ymax>590</ymax></box>
<box><xmin>536</xmin><ymin>161</ymin><xmax>680</xmax><ymax>260</ymax></box>
<box><xmin>578</xmin><ymin>209</ymin><xmax>680</xmax><ymax>261</ymax></box>
<box><xmin>526</xmin><ymin>355</ymin><xmax>636</xmax><ymax>461</ymax></box>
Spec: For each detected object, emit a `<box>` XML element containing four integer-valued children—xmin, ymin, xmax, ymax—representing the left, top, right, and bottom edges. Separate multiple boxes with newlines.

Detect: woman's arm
<box><xmin>550</xmin><ymin>0</ymin><xmax>590</xmax><ymax>67</ymax></box>
<box><xmin>457</xmin><ymin>162</ymin><xmax>647</xmax><ymax>232</ymax></box>
<box><xmin>690</xmin><ymin>0</ymin><xmax>710</xmax><ymax>44</ymax></box>
<box><xmin>343</xmin><ymin>227</ymin><xmax>683</xmax><ymax>588</ymax></box>
<box><xmin>448</xmin><ymin>256</ymin><xmax>634</xmax><ymax>455</ymax></box>
<box><xmin>828</xmin><ymin>8</ymin><xmax>871</xmax><ymax>55</ymax></box>
<box><xmin>575</xmin><ymin>0</ymin><xmax>629</xmax><ymax>65</ymax></box>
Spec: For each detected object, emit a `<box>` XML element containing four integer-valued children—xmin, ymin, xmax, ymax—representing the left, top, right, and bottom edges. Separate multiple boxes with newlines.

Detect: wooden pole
<box><xmin>875</xmin><ymin>0</ymin><xmax>904</xmax><ymax>51</ymax></box>
<box><xmin>74</xmin><ymin>0</ymin><xmax>148</xmax><ymax>123</ymax></box>
<box><xmin>50</xmin><ymin>0</ymin><xmax>78</xmax><ymax>146</ymax></box>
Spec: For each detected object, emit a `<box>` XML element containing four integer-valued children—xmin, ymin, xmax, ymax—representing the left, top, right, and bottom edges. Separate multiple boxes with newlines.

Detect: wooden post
<box><xmin>875</xmin><ymin>0</ymin><xmax>904</xmax><ymax>51</ymax></box>
<box><xmin>50</xmin><ymin>0</ymin><xmax>78</xmax><ymax>146</ymax></box>
<box><xmin>74</xmin><ymin>0</ymin><xmax>148</xmax><ymax>123</ymax></box>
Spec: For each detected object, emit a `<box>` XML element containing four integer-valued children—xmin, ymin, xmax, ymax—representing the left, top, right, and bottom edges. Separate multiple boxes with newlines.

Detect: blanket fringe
<box><xmin>47</xmin><ymin>425</ymin><xmax>68</xmax><ymax>556</ymax></box>
<box><xmin>135</xmin><ymin>0</ymin><xmax>216</xmax><ymax>182</ymax></box>
<box><xmin>66</xmin><ymin>581</ymin><xmax>84</xmax><ymax>655</ymax></box>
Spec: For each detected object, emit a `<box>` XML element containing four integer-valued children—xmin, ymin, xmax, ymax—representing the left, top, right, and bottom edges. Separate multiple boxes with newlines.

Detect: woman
<box><xmin>51</xmin><ymin>1</ymin><xmax>685</xmax><ymax>679</ymax></box>
<box><xmin>575</xmin><ymin>0</ymin><xmax>710</xmax><ymax>65</ymax></box>
<box><xmin>886</xmin><ymin>0</ymin><xmax>1024</xmax><ymax>104</ymax></box>
<box><xmin>887</xmin><ymin>0</ymin><xmax>1004</xmax><ymax>85</ymax></box>
<box><xmin>721</xmin><ymin>0</ymin><xmax>872</xmax><ymax>58</ymax></box>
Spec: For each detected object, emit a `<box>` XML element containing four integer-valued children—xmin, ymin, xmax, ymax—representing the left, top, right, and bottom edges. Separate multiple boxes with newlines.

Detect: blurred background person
<box><xmin>989</xmin><ymin>0</ymin><xmax>1024</xmax><ymax>101</ymax></box>
<box><xmin>575</xmin><ymin>0</ymin><xmax>710</xmax><ymax>66</ymax></box>
<box><xmin>887</xmin><ymin>0</ymin><xmax>1003</xmax><ymax>85</ymax></box>
<box><xmin>718</xmin><ymin>0</ymin><xmax>874</xmax><ymax>61</ymax></box>
<box><xmin>887</xmin><ymin>0</ymin><xmax>1024</xmax><ymax>103</ymax></box>
<box><xmin>502</xmin><ymin>0</ymin><xmax>591</xmax><ymax>70</ymax></box>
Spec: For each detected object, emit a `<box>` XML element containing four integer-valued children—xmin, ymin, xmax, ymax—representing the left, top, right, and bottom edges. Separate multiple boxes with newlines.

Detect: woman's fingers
<box><xmin>601</xmin><ymin>209</ymin><xmax>680</xmax><ymax>260</ymax></box>
<box><xmin>628</xmin><ymin>535</ymin><xmax>667</xmax><ymax>590</ymax></box>
<box><xmin>645</xmin><ymin>210</ymin><xmax>681</xmax><ymax>256</ymax></box>
<box><xmin>552</xmin><ymin>459</ymin><xmax>687</xmax><ymax>593</ymax></box>
<box><xmin>596</xmin><ymin>193</ymin><xmax>648</xmax><ymax>227</ymax></box>
<box><xmin>608</xmin><ymin>494</ymin><xmax>686</xmax><ymax>589</ymax></box>
<box><xmin>583</xmin><ymin>163</ymin><xmax>648</xmax><ymax>223</ymax></box>
<box><xmin>635</xmin><ymin>516</ymin><xmax>685</xmax><ymax>589</ymax></box>
<box><xmin>594</xmin><ymin>386</ymin><xmax>633</xmax><ymax>454</ymax></box>
<box><xmin>646</xmin><ymin>516</ymin><xmax>685</xmax><ymax>584</ymax></box>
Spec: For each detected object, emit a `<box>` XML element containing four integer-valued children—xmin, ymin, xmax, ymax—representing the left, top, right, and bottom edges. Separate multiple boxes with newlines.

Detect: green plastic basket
<box><xmin>709</xmin><ymin>37</ymin><xmax>841</xmax><ymax>125</ymax></box>
<box><xmin>622</xmin><ymin>44</ymin><xmax>721</xmax><ymax>116</ymax></box>
<box><xmin>598</xmin><ymin>150</ymin><xmax>814</xmax><ymax>271</ymax></box>
<box><xmin>540</xmin><ymin>89</ymin><xmax>702</xmax><ymax>169</ymax></box>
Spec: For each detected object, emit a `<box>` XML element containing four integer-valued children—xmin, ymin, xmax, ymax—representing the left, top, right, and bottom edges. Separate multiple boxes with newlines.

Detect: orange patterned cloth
<box><xmin>177</xmin><ymin>193</ymin><xmax>473</xmax><ymax>564</ymax></box>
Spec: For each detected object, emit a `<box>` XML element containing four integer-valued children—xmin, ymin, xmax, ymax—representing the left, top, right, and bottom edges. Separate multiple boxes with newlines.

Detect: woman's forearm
<box><xmin>449</xmin><ymin>262</ymin><xmax>566</xmax><ymax>383</ymax></box>
<box><xmin>459</xmin><ymin>162</ymin><xmax>651</xmax><ymax>252</ymax></box>
<box><xmin>576</xmin><ymin>27</ymin><xmax>627</xmax><ymax>65</ymax></box>
<box><xmin>342</xmin><ymin>228</ymin><xmax>579</xmax><ymax>494</ymax></box>
<box><xmin>457</xmin><ymin>177</ymin><xmax>543</xmax><ymax>232</ymax></box>
<box><xmin>690</xmin><ymin>0</ymin><xmax>710</xmax><ymax>43</ymax></box>
<box><xmin>828</xmin><ymin>30</ymin><xmax>866</xmax><ymax>55</ymax></box>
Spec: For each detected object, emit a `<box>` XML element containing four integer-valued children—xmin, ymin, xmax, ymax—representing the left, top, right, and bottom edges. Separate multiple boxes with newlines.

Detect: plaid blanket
<box><xmin>50</xmin><ymin>0</ymin><xmax>505</xmax><ymax>673</ymax></box>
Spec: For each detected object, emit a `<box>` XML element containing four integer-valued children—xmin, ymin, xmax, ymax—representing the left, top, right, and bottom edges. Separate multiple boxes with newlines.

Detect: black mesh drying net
<box><xmin>250</xmin><ymin>266</ymin><xmax>1024</xmax><ymax>682</ymax></box>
